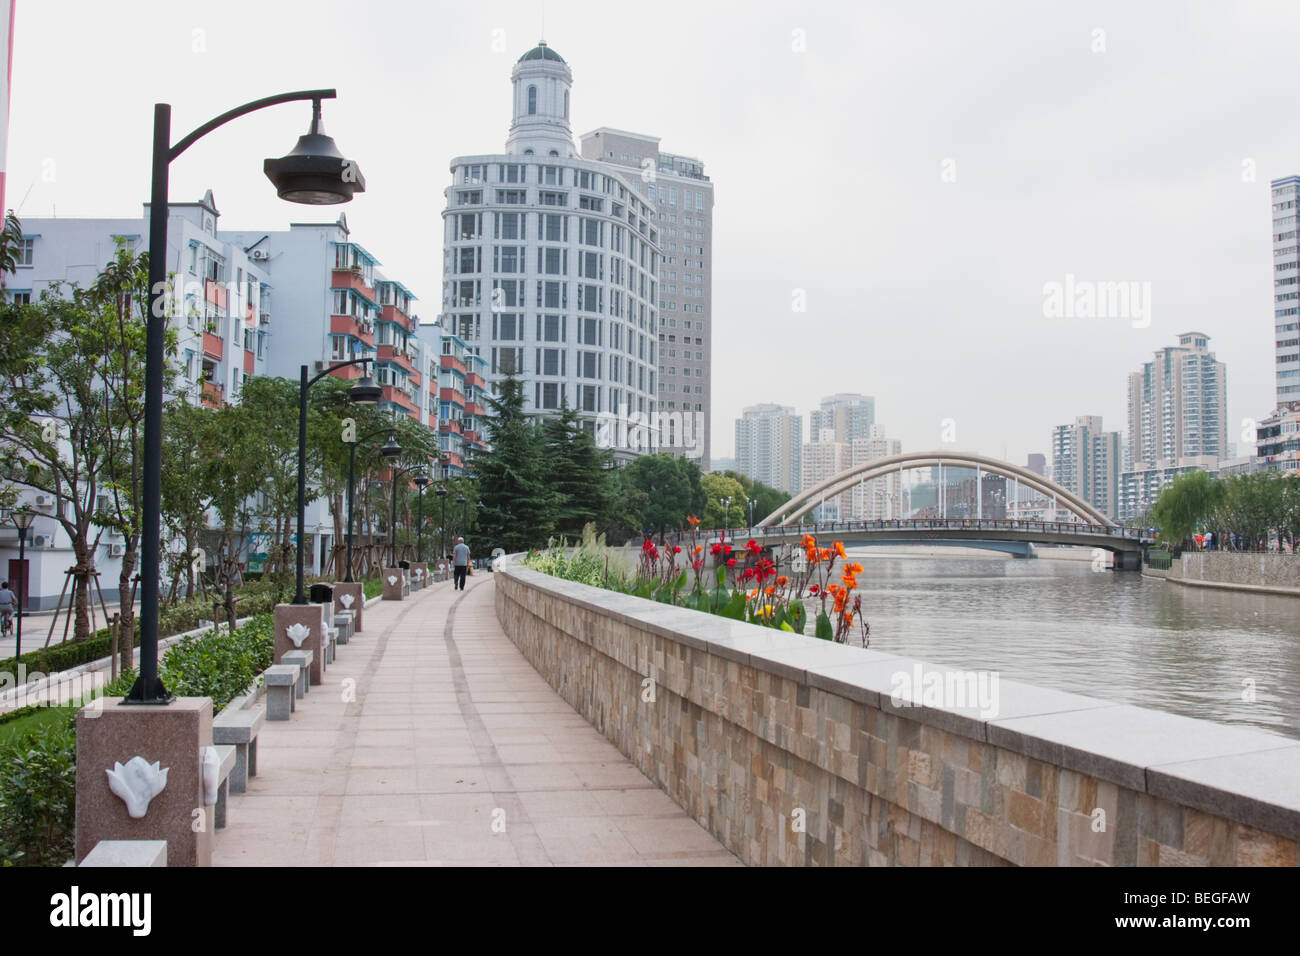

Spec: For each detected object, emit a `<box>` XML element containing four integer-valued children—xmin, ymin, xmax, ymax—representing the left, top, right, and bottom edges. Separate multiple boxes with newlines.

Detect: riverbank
<box><xmin>1144</xmin><ymin>552</ymin><xmax>1300</xmax><ymax>599</ymax></box>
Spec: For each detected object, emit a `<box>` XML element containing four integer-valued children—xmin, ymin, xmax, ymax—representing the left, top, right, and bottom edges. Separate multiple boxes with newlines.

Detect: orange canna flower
<box><xmin>776</xmin><ymin>575</ymin><xmax>788</xmax><ymax>587</ymax></box>
<box><xmin>764</xmin><ymin>585</ymin><xmax>775</xmax><ymax>596</ymax></box>
<box><xmin>834</xmin><ymin>541</ymin><xmax>847</xmax><ymax>559</ymax></box>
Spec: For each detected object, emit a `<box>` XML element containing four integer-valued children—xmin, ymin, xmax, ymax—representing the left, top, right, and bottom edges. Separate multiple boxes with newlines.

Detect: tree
<box><xmin>620</xmin><ymin>453</ymin><xmax>704</xmax><ymax>541</ymax></box>
<box><xmin>701</xmin><ymin>473</ymin><xmax>746</xmax><ymax>530</ymax></box>
<box><xmin>0</xmin><ymin>211</ymin><xmax>24</xmax><ymax>282</ymax></box>
<box><xmin>719</xmin><ymin>470</ymin><xmax>787</xmax><ymax>525</ymax></box>
<box><xmin>475</xmin><ymin>371</ymin><xmax>558</xmax><ymax>552</ymax></box>
<box><xmin>541</xmin><ymin>401</ymin><xmax>612</xmax><ymax>539</ymax></box>
<box><xmin>1151</xmin><ymin>469</ymin><xmax>1225</xmax><ymax>552</ymax></box>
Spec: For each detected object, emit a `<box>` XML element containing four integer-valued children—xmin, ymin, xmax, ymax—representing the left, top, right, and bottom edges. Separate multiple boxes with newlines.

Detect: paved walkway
<box><xmin>213</xmin><ymin>574</ymin><xmax>739</xmax><ymax>866</ymax></box>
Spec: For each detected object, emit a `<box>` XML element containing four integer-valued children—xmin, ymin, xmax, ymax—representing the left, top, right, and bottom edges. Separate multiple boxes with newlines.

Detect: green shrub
<box><xmin>158</xmin><ymin>614</ymin><xmax>274</xmax><ymax>714</ymax></box>
<box><xmin>363</xmin><ymin>577</ymin><xmax>383</xmax><ymax>599</ymax></box>
<box><xmin>0</xmin><ymin>722</ymin><xmax>76</xmax><ymax>866</ymax></box>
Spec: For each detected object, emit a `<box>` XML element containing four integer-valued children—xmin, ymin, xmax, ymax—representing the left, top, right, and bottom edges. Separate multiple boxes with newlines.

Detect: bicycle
<box><xmin>0</xmin><ymin>606</ymin><xmax>13</xmax><ymax>639</ymax></box>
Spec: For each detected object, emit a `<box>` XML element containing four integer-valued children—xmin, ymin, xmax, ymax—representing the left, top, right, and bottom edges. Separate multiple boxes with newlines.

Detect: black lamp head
<box><xmin>264</xmin><ymin>100</ymin><xmax>365</xmax><ymax>205</ymax></box>
<box><xmin>379</xmin><ymin>434</ymin><xmax>403</xmax><ymax>459</ymax></box>
<box><xmin>347</xmin><ymin>370</ymin><xmax>383</xmax><ymax>405</ymax></box>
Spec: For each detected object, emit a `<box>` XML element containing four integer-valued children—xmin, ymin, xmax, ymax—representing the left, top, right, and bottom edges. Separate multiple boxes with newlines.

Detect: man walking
<box><xmin>452</xmin><ymin>537</ymin><xmax>471</xmax><ymax>591</ymax></box>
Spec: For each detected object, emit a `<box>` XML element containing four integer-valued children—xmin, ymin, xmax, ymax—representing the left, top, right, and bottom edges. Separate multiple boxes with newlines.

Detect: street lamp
<box><xmin>747</xmin><ymin>497</ymin><xmax>757</xmax><ymax>530</ymax></box>
<box><xmin>457</xmin><ymin>493</ymin><xmax>467</xmax><ymax>541</ymax></box>
<box><xmin>343</xmin><ymin>429</ymin><xmax>401</xmax><ymax>582</ymax></box>
<box><xmin>1</xmin><ymin>507</ymin><xmax>36</xmax><ymax>661</ymax></box>
<box><xmin>131</xmin><ymin>88</ymin><xmax>365</xmax><ymax>705</ymax></box>
<box><xmin>413</xmin><ymin>472</ymin><xmax>431</xmax><ymax>562</ymax></box>
<box><xmin>294</xmin><ymin>359</ymin><xmax>381</xmax><ymax>605</ymax></box>
<box><xmin>436</xmin><ymin>485</ymin><xmax>450</xmax><ymax>567</ymax></box>
<box><xmin>720</xmin><ymin>496</ymin><xmax>732</xmax><ymax>542</ymax></box>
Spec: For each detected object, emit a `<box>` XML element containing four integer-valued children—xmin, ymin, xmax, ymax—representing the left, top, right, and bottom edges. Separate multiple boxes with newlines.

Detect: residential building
<box><xmin>1256</xmin><ymin>401</ymin><xmax>1300</xmax><ymax>472</ymax></box>
<box><xmin>1025</xmin><ymin>453</ymin><xmax>1046</xmax><ymax>477</ymax></box>
<box><xmin>809</xmin><ymin>393</ymin><xmax>876</xmax><ymax>444</ymax></box>
<box><xmin>1118</xmin><ymin>457</ymin><xmax>1218</xmax><ymax>523</ymax></box>
<box><xmin>735</xmin><ymin>404</ymin><xmax>801</xmax><ymax>495</ymax></box>
<box><xmin>580</xmin><ymin>128</ymin><xmax>713</xmax><ymax>468</ymax></box>
<box><xmin>849</xmin><ymin>427</ymin><xmax>902</xmax><ymax>519</ymax></box>
<box><xmin>441</xmin><ymin>42</ymin><xmax>662</xmax><ymax>462</ymax></box>
<box><xmin>1271</xmin><ymin>176</ymin><xmax>1300</xmax><ymax>406</ymax></box>
<box><xmin>800</xmin><ymin>439</ymin><xmax>852</xmax><ymax>521</ymax></box>
<box><xmin>1052</xmin><ymin>415</ymin><xmax>1121</xmax><ymax>520</ymax></box>
<box><xmin>1126</xmin><ymin>332</ymin><xmax>1228</xmax><ymax>471</ymax></box>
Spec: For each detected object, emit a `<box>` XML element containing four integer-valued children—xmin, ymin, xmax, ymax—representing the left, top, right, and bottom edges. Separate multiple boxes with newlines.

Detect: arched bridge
<box><xmin>737</xmin><ymin>451</ymin><xmax>1150</xmax><ymax>569</ymax></box>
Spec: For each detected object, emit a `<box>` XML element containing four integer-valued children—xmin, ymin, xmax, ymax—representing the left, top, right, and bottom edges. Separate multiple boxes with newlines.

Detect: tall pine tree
<box><xmin>476</xmin><ymin>371</ymin><xmax>558</xmax><ymax>553</ymax></box>
<box><xmin>541</xmin><ymin>400</ymin><xmax>612</xmax><ymax>540</ymax></box>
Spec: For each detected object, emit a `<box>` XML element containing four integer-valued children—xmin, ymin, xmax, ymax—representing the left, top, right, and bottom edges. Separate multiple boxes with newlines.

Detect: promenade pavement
<box><xmin>213</xmin><ymin>573</ymin><xmax>740</xmax><ymax>866</ymax></box>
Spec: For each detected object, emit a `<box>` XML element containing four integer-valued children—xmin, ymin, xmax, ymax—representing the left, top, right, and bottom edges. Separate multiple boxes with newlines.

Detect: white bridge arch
<box><xmin>758</xmin><ymin>450</ymin><xmax>1114</xmax><ymax>528</ymax></box>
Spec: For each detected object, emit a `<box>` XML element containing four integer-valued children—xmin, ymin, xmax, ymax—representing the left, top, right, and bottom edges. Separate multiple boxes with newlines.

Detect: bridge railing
<box><xmin>670</xmin><ymin>518</ymin><xmax>1149</xmax><ymax>546</ymax></box>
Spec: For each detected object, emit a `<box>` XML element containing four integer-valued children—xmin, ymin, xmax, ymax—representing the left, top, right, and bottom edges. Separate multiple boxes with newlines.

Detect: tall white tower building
<box><xmin>441</xmin><ymin>43</ymin><xmax>662</xmax><ymax>458</ymax></box>
<box><xmin>1272</xmin><ymin>175</ymin><xmax>1300</xmax><ymax>407</ymax></box>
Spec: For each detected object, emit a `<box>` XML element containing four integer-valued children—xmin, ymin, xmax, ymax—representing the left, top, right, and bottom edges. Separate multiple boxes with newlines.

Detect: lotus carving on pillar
<box><xmin>286</xmin><ymin>622</ymin><xmax>312</xmax><ymax>648</ymax></box>
<box><xmin>340</xmin><ymin>593</ymin><xmax>355</xmax><ymax>609</ymax></box>
<box><xmin>106</xmin><ymin>757</ymin><xmax>169</xmax><ymax>819</ymax></box>
<box><xmin>386</xmin><ymin>575</ymin><xmax>398</xmax><ymax>586</ymax></box>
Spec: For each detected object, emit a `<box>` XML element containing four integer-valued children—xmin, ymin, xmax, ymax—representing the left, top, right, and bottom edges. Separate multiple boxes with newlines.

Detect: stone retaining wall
<box><xmin>496</xmin><ymin>559</ymin><xmax>1300</xmax><ymax>866</ymax></box>
<box><xmin>1177</xmin><ymin>552</ymin><xmax>1300</xmax><ymax>589</ymax></box>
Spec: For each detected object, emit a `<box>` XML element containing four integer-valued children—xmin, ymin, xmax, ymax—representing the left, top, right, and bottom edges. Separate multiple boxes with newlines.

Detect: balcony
<box><xmin>202</xmin><ymin>331</ymin><xmax>223</xmax><ymax>361</ymax></box>
<box><xmin>464</xmin><ymin>401</ymin><xmax>487</xmax><ymax>418</ymax></box>
<box><xmin>330</xmin><ymin>314</ymin><xmax>376</xmax><ymax>344</ymax></box>
<box><xmin>201</xmin><ymin>381</ymin><xmax>224</xmax><ymax>409</ymax></box>
<box><xmin>440</xmin><ymin>353</ymin><xmax>466</xmax><ymax>376</ymax></box>
<box><xmin>331</xmin><ymin>268</ymin><xmax>375</xmax><ymax>299</ymax></box>
<box><xmin>243</xmin><ymin>350</ymin><xmax>254</xmax><ymax>373</ymax></box>
<box><xmin>464</xmin><ymin>371</ymin><xmax>485</xmax><ymax>390</ymax></box>
<box><xmin>438</xmin><ymin>418</ymin><xmax>462</xmax><ymax>435</ymax></box>
<box><xmin>381</xmin><ymin>303</ymin><xmax>411</xmax><ymax>331</ymax></box>
<box><xmin>378</xmin><ymin>344</ymin><xmax>416</xmax><ymax>375</ymax></box>
<box><xmin>439</xmin><ymin>387</ymin><xmax>465</xmax><ymax>407</ymax></box>
<box><xmin>204</xmin><ymin>278</ymin><xmax>227</xmax><ymax>309</ymax></box>
<box><xmin>380</xmin><ymin>385</ymin><xmax>417</xmax><ymax>414</ymax></box>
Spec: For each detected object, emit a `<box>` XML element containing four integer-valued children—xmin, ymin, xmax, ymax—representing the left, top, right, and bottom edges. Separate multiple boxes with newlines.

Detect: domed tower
<box><xmin>505</xmin><ymin>41</ymin><xmax>574</xmax><ymax>157</ymax></box>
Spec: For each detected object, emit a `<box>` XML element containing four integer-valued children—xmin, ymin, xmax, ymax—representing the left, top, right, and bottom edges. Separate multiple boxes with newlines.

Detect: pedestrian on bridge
<box><xmin>453</xmin><ymin>537</ymin><xmax>471</xmax><ymax>591</ymax></box>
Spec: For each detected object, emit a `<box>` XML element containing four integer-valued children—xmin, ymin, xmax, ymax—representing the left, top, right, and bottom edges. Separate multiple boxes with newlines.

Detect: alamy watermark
<box><xmin>889</xmin><ymin>664</ymin><xmax>1000</xmax><ymax>718</ymax></box>
<box><xmin>594</xmin><ymin>405</ymin><xmax>705</xmax><ymax>455</ymax></box>
<box><xmin>1042</xmin><ymin>274</ymin><xmax>1151</xmax><ymax>328</ymax></box>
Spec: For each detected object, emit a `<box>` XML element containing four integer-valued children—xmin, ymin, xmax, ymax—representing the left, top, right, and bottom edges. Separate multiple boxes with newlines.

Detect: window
<box><xmin>457</xmin><ymin>190</ymin><xmax>482</xmax><ymax>205</ymax></box>
<box><xmin>540</xmin><ymin>213</ymin><xmax>567</xmax><ymax>242</ymax></box>
<box><xmin>502</xmin><ymin>163</ymin><xmax>523</xmax><ymax>183</ymax></box>
<box><xmin>456</xmin><ymin>247</ymin><xmax>480</xmax><ymax>274</ymax></box>
<box><xmin>528</xmin><ymin>85</ymin><xmax>537</xmax><ymax>115</ymax></box>
<box><xmin>494</xmin><ymin>245</ymin><xmax>523</xmax><ymax>273</ymax></box>
<box><xmin>14</xmin><ymin>237</ymin><xmax>32</xmax><ymax>266</ymax></box>
<box><xmin>493</xmin><ymin>347</ymin><xmax>523</xmax><ymax>374</ymax></box>
<box><xmin>495</xmin><ymin>212</ymin><xmax>525</xmax><ymax>240</ymax></box>
<box><xmin>537</xmin><ymin>314</ymin><xmax>565</xmax><ymax>342</ymax></box>
<box><xmin>539</xmin><ymin>190</ymin><xmax>567</xmax><ymax>207</ymax></box>
<box><xmin>536</xmin><ymin>280</ymin><xmax>565</xmax><ymax>309</ymax></box>
<box><xmin>580</xmin><ymin>218</ymin><xmax>602</xmax><ymax>247</ymax></box>
<box><xmin>496</xmin><ymin>189</ymin><xmax>527</xmax><ymax>204</ymax></box>
<box><xmin>538</xmin><ymin>247</ymin><xmax>566</xmax><ymax>275</ymax></box>
<box><xmin>580</xmin><ymin>351</ymin><xmax>599</xmax><ymax>379</ymax></box>
<box><xmin>493</xmin><ymin>313</ymin><xmax>521</xmax><ymax>340</ymax></box>
<box><xmin>10</xmin><ymin>291</ymin><xmax>31</xmax><ymax>304</ymax></box>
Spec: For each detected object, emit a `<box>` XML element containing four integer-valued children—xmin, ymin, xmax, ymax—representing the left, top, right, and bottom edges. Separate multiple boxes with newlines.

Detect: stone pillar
<box><xmin>75</xmin><ymin>697</ymin><xmax>214</xmax><ymax>867</ymax></box>
<box><xmin>381</xmin><ymin>567</ymin><xmax>405</xmax><ymax>601</ymax></box>
<box><xmin>334</xmin><ymin>581</ymin><xmax>365</xmax><ymax>632</ymax></box>
<box><xmin>411</xmin><ymin>562</ymin><xmax>428</xmax><ymax>590</ymax></box>
<box><xmin>274</xmin><ymin>603</ymin><xmax>326</xmax><ymax>685</ymax></box>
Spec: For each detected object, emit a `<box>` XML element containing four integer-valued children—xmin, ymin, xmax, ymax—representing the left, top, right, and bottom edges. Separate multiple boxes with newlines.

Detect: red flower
<box><xmin>745</xmin><ymin>539</ymin><xmax>761</xmax><ymax>556</ymax></box>
<box><xmin>673</xmin><ymin>546</ymin><xmax>682</xmax><ymax>554</ymax></box>
<box><xmin>710</xmin><ymin>542</ymin><xmax>723</xmax><ymax>557</ymax></box>
<box><xmin>726</xmin><ymin>557</ymin><xmax>736</xmax><ymax>567</ymax></box>
<box><xmin>808</xmin><ymin>584</ymin><xmax>820</xmax><ymax>595</ymax></box>
<box><xmin>723</xmin><ymin>544</ymin><xmax>733</xmax><ymax>556</ymax></box>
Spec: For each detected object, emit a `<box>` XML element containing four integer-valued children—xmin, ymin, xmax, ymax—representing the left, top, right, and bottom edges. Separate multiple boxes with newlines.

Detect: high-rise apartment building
<box><xmin>800</xmin><ymin>440</ymin><xmax>852</xmax><ymax>520</ymax></box>
<box><xmin>1126</xmin><ymin>332</ymin><xmax>1227</xmax><ymax>470</ymax></box>
<box><xmin>441</xmin><ymin>43</ymin><xmax>663</xmax><ymax>461</ymax></box>
<box><xmin>1052</xmin><ymin>415</ymin><xmax>1121</xmax><ymax>520</ymax></box>
<box><xmin>808</xmin><ymin>393</ymin><xmax>876</xmax><ymax>444</ymax></box>
<box><xmin>850</xmin><ymin>428</ymin><xmax>902</xmax><ymax>519</ymax></box>
<box><xmin>1271</xmin><ymin>176</ymin><xmax>1300</xmax><ymax>407</ymax></box>
<box><xmin>735</xmin><ymin>404</ymin><xmax>802</xmax><ymax>495</ymax></box>
<box><xmin>580</xmin><ymin>128</ymin><xmax>713</xmax><ymax>468</ymax></box>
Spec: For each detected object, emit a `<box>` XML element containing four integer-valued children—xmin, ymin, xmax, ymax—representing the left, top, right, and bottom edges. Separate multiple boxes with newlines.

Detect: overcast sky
<box><xmin>7</xmin><ymin>1</ymin><xmax>1289</xmax><ymax>464</ymax></box>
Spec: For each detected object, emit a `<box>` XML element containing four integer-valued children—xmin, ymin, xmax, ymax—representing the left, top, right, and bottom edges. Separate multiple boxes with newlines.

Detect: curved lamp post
<box><xmin>720</xmin><ymin>495</ymin><xmax>732</xmax><ymax>543</ymax></box>
<box><xmin>457</xmin><ymin>493</ymin><xmax>467</xmax><ymax>541</ymax></box>
<box><xmin>343</xmin><ymin>429</ymin><xmax>401</xmax><ymax>582</ymax></box>
<box><xmin>413</xmin><ymin>472</ymin><xmax>431</xmax><ymax>562</ymax></box>
<box><xmin>294</xmin><ymin>360</ymin><xmax>381</xmax><ymax>605</ymax></box>
<box><xmin>0</xmin><ymin>507</ymin><xmax>36</xmax><ymax>661</ymax></box>
<box><xmin>130</xmin><ymin>88</ymin><xmax>365</xmax><ymax>705</ymax></box>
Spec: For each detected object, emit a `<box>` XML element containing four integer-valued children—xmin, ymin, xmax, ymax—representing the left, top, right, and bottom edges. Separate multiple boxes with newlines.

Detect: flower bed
<box><xmin>524</xmin><ymin>517</ymin><xmax>869</xmax><ymax>644</ymax></box>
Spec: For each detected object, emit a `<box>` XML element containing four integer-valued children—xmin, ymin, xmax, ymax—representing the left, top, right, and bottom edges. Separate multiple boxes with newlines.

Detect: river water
<box><xmin>841</xmin><ymin>548</ymin><xmax>1300</xmax><ymax>741</ymax></box>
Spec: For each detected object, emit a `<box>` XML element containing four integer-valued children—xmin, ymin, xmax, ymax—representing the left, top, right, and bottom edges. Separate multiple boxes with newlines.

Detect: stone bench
<box><xmin>283</xmin><ymin>649</ymin><xmax>313</xmax><ymax>698</ymax></box>
<box><xmin>212</xmin><ymin>705</ymin><xmax>265</xmax><ymax>794</ymax></box>
<box><xmin>212</xmin><ymin>744</ymin><xmax>236</xmax><ymax>829</ymax></box>
<box><xmin>263</xmin><ymin>664</ymin><xmax>300</xmax><ymax>720</ymax></box>
<box><xmin>334</xmin><ymin>611</ymin><xmax>354</xmax><ymax>645</ymax></box>
<box><xmin>80</xmin><ymin>840</ymin><xmax>167</xmax><ymax>867</ymax></box>
<box><xmin>324</xmin><ymin>626</ymin><xmax>337</xmax><ymax>665</ymax></box>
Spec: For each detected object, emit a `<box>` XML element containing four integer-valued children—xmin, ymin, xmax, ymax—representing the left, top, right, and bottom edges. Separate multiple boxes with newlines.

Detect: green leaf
<box><xmin>719</xmin><ymin>591</ymin><xmax>747</xmax><ymax>621</ymax></box>
<box><xmin>814</xmin><ymin>611</ymin><xmax>834</xmax><ymax>641</ymax></box>
<box><xmin>779</xmin><ymin>621</ymin><xmax>795</xmax><ymax>632</ymax></box>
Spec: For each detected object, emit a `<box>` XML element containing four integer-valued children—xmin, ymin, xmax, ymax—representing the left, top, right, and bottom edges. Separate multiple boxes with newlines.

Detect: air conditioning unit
<box><xmin>33</xmin><ymin>494</ymin><xmax>53</xmax><ymax>508</ymax></box>
<box><xmin>108</xmin><ymin>543</ymin><xmax>126</xmax><ymax>557</ymax></box>
<box><xmin>251</xmin><ymin>249</ymin><xmax>269</xmax><ymax>261</ymax></box>
<box><xmin>314</xmin><ymin>360</ymin><xmax>328</xmax><ymax>372</ymax></box>
<box><xmin>259</xmin><ymin>313</ymin><xmax>270</xmax><ymax>325</ymax></box>
<box><xmin>32</xmin><ymin>534</ymin><xmax>53</xmax><ymax>549</ymax></box>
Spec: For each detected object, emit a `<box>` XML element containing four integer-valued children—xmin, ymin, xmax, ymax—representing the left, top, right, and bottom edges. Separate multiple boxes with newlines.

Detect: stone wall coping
<box><xmin>501</xmin><ymin>557</ymin><xmax>1300</xmax><ymax>842</ymax></box>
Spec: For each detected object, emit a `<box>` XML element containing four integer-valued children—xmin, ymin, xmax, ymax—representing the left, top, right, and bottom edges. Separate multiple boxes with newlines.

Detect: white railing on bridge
<box><xmin>670</xmin><ymin>518</ymin><xmax>1149</xmax><ymax>545</ymax></box>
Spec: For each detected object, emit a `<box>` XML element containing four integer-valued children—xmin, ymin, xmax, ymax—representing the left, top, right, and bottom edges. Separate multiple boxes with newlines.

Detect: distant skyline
<box><xmin>7</xmin><ymin>1</ymin><xmax>1290</xmax><ymax>465</ymax></box>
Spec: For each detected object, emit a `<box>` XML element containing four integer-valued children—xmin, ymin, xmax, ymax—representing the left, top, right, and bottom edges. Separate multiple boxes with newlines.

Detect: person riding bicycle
<box><xmin>0</xmin><ymin>581</ymin><xmax>15</xmax><ymax>636</ymax></box>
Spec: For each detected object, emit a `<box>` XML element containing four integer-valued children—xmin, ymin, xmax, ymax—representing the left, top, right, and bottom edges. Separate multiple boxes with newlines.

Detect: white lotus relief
<box><xmin>339</xmin><ymin>593</ymin><xmax>355</xmax><ymax>609</ymax></box>
<box><xmin>286</xmin><ymin>622</ymin><xmax>311</xmax><ymax>648</ymax></box>
<box><xmin>106</xmin><ymin>757</ymin><xmax>169</xmax><ymax>819</ymax></box>
<box><xmin>386</xmin><ymin>575</ymin><xmax>398</xmax><ymax>586</ymax></box>
<box><xmin>201</xmin><ymin>746</ymin><xmax>219</xmax><ymax>806</ymax></box>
